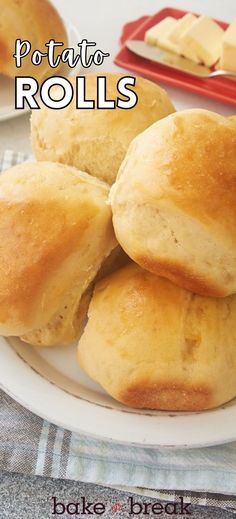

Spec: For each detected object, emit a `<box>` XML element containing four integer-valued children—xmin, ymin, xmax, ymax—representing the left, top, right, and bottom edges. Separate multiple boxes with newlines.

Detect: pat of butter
<box><xmin>169</xmin><ymin>13</ymin><xmax>199</xmax><ymax>62</ymax></box>
<box><xmin>220</xmin><ymin>19</ymin><xmax>236</xmax><ymax>72</ymax></box>
<box><xmin>145</xmin><ymin>17</ymin><xmax>180</xmax><ymax>54</ymax></box>
<box><xmin>169</xmin><ymin>13</ymin><xmax>197</xmax><ymax>44</ymax></box>
<box><xmin>179</xmin><ymin>15</ymin><xmax>224</xmax><ymax>67</ymax></box>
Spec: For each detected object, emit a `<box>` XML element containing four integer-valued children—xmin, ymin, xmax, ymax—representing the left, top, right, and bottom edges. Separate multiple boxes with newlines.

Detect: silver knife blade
<box><xmin>126</xmin><ymin>40</ymin><xmax>211</xmax><ymax>78</ymax></box>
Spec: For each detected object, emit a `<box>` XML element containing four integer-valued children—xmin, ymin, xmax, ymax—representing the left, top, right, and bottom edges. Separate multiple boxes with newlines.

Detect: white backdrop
<box><xmin>0</xmin><ymin>0</ymin><xmax>235</xmax><ymax>155</ymax></box>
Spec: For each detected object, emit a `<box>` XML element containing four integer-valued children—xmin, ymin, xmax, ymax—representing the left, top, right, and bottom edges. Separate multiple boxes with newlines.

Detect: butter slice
<box><xmin>220</xmin><ymin>19</ymin><xmax>236</xmax><ymax>72</ymax></box>
<box><xmin>179</xmin><ymin>15</ymin><xmax>224</xmax><ymax>67</ymax></box>
<box><xmin>145</xmin><ymin>17</ymin><xmax>179</xmax><ymax>54</ymax></box>
<box><xmin>169</xmin><ymin>13</ymin><xmax>197</xmax><ymax>44</ymax></box>
<box><xmin>169</xmin><ymin>13</ymin><xmax>199</xmax><ymax>62</ymax></box>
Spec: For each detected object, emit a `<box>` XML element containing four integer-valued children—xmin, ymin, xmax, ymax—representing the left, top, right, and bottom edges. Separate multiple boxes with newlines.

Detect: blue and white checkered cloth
<box><xmin>1</xmin><ymin>150</ymin><xmax>236</xmax><ymax>513</ymax></box>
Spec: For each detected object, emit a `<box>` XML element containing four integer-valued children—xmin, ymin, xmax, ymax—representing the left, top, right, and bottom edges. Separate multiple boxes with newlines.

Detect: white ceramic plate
<box><xmin>1</xmin><ymin>335</ymin><xmax>236</xmax><ymax>448</ymax></box>
<box><xmin>0</xmin><ymin>20</ymin><xmax>82</xmax><ymax>122</ymax></box>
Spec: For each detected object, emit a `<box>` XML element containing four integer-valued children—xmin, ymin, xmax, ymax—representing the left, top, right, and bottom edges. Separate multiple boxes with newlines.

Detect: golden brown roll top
<box><xmin>31</xmin><ymin>73</ymin><xmax>175</xmax><ymax>184</ymax></box>
<box><xmin>78</xmin><ymin>263</ymin><xmax>236</xmax><ymax>411</ymax></box>
<box><xmin>0</xmin><ymin>161</ymin><xmax>117</xmax><ymax>344</ymax></box>
<box><xmin>110</xmin><ymin>109</ymin><xmax>236</xmax><ymax>297</ymax></box>
<box><xmin>0</xmin><ymin>0</ymin><xmax>67</xmax><ymax>80</ymax></box>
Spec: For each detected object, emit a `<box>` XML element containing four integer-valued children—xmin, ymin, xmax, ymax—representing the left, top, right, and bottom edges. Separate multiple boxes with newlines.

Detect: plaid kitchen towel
<box><xmin>1</xmin><ymin>390</ymin><xmax>236</xmax><ymax>514</ymax></box>
<box><xmin>1</xmin><ymin>150</ymin><xmax>236</xmax><ymax>514</ymax></box>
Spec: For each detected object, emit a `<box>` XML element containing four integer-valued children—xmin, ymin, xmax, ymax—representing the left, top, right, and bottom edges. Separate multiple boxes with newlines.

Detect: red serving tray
<box><xmin>114</xmin><ymin>7</ymin><xmax>236</xmax><ymax>107</ymax></box>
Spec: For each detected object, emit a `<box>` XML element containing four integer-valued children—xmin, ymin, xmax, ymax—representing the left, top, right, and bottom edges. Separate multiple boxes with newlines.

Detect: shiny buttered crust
<box><xmin>78</xmin><ymin>263</ymin><xmax>236</xmax><ymax>411</ymax></box>
<box><xmin>0</xmin><ymin>0</ymin><xmax>67</xmax><ymax>80</ymax></box>
<box><xmin>31</xmin><ymin>73</ymin><xmax>175</xmax><ymax>184</ymax></box>
<box><xmin>0</xmin><ymin>162</ymin><xmax>117</xmax><ymax>343</ymax></box>
<box><xmin>110</xmin><ymin>109</ymin><xmax>236</xmax><ymax>297</ymax></box>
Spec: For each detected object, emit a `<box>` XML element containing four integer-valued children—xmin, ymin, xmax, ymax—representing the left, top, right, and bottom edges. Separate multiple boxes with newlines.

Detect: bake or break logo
<box><xmin>14</xmin><ymin>38</ymin><xmax>138</xmax><ymax>110</ymax></box>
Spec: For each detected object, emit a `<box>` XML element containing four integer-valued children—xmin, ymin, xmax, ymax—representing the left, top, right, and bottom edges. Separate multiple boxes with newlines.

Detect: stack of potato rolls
<box><xmin>1</xmin><ymin>72</ymin><xmax>236</xmax><ymax>412</ymax></box>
